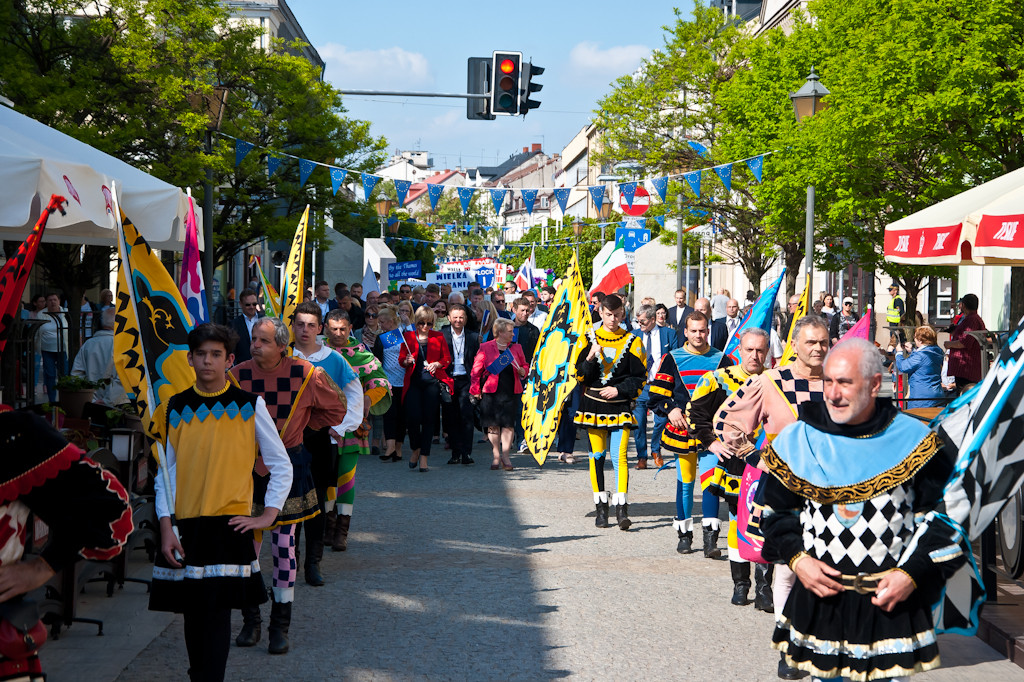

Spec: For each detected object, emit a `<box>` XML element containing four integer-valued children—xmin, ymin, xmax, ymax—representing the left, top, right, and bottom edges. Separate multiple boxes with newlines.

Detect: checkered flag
<box><xmin>926</xmin><ymin>318</ymin><xmax>1024</xmax><ymax>634</ymax></box>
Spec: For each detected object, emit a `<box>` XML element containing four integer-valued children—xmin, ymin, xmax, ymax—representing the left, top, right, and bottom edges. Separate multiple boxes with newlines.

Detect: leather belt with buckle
<box><xmin>838</xmin><ymin>570</ymin><xmax>893</xmax><ymax>594</ymax></box>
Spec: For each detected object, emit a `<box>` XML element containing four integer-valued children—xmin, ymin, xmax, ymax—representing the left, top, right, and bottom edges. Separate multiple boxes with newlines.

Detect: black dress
<box><xmin>478</xmin><ymin>365</ymin><xmax>520</xmax><ymax>430</ymax></box>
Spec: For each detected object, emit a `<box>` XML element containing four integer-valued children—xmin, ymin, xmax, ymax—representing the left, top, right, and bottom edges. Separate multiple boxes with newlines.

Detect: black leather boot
<box><xmin>778</xmin><ymin>652</ymin><xmax>808</xmax><ymax>679</ymax></box>
<box><xmin>595</xmin><ymin>501</ymin><xmax>609</xmax><ymax>528</ymax></box>
<box><xmin>323</xmin><ymin>509</ymin><xmax>337</xmax><ymax>541</ymax></box>
<box><xmin>331</xmin><ymin>514</ymin><xmax>351</xmax><ymax>552</ymax></box>
<box><xmin>235</xmin><ymin>605</ymin><xmax>261</xmax><ymax>647</ymax></box>
<box><xmin>702</xmin><ymin>525</ymin><xmax>722</xmax><ymax>559</ymax></box>
<box><xmin>676</xmin><ymin>530</ymin><xmax>693</xmax><ymax>554</ymax></box>
<box><xmin>267</xmin><ymin>600</ymin><xmax>292</xmax><ymax>655</ymax></box>
<box><xmin>615</xmin><ymin>503</ymin><xmax>631</xmax><ymax>531</ymax></box>
<box><xmin>304</xmin><ymin>513</ymin><xmax>325</xmax><ymax>586</ymax></box>
<box><xmin>730</xmin><ymin>561</ymin><xmax>751</xmax><ymax>605</ymax></box>
<box><xmin>754</xmin><ymin>563</ymin><xmax>775</xmax><ymax>613</ymax></box>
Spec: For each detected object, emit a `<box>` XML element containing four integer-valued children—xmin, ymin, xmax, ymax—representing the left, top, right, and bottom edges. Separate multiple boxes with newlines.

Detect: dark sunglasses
<box><xmin>366</xmin><ymin>313</ymin><xmax>378</xmax><ymax>318</ymax></box>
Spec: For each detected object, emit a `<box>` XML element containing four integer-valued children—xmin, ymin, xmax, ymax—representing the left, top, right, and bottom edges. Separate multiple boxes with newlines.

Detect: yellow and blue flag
<box><xmin>522</xmin><ymin>251</ymin><xmax>592</xmax><ymax>465</ymax></box>
<box><xmin>777</xmin><ymin>282</ymin><xmax>810</xmax><ymax>367</ymax></box>
<box><xmin>280</xmin><ymin>205</ymin><xmax>310</xmax><ymax>345</ymax></box>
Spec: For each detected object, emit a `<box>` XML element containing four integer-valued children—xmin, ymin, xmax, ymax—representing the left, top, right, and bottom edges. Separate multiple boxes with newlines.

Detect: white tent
<box><xmin>0</xmin><ymin>104</ymin><xmax>197</xmax><ymax>249</ymax></box>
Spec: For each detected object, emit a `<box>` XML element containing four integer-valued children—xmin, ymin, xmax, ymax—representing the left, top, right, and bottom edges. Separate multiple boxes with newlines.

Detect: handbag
<box><xmin>736</xmin><ymin>463</ymin><xmax>767</xmax><ymax>564</ymax></box>
<box><xmin>438</xmin><ymin>382</ymin><xmax>452</xmax><ymax>404</ymax></box>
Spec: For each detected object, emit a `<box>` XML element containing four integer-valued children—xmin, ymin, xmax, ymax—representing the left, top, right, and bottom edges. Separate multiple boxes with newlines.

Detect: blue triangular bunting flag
<box><xmin>457</xmin><ymin>186</ymin><xmax>476</xmax><ymax>215</ymax></box>
<box><xmin>650</xmin><ymin>176</ymin><xmax>669</xmax><ymax>203</ymax></box>
<box><xmin>745</xmin><ymin>155</ymin><xmax>764</xmax><ymax>183</ymax></box>
<box><xmin>428</xmin><ymin>183</ymin><xmax>446</xmax><ymax>212</ymax></box>
<box><xmin>393</xmin><ymin>179</ymin><xmax>411</xmax><ymax>207</ymax></box>
<box><xmin>490</xmin><ymin>188</ymin><xmax>508</xmax><ymax>214</ymax></box>
<box><xmin>299</xmin><ymin>159</ymin><xmax>316</xmax><ymax>187</ymax></box>
<box><xmin>267</xmin><ymin>155</ymin><xmax>283</xmax><ymax>177</ymax></box>
<box><xmin>655</xmin><ymin>215</ymin><xmax>665</xmax><ymax>228</ymax></box>
<box><xmin>553</xmin><ymin>187</ymin><xmax>572</xmax><ymax>214</ymax></box>
<box><xmin>520</xmin><ymin>189</ymin><xmax>538</xmax><ymax>215</ymax></box>
<box><xmin>619</xmin><ymin>181</ymin><xmax>637</xmax><ymax>208</ymax></box>
<box><xmin>687</xmin><ymin>140</ymin><xmax>711</xmax><ymax>157</ymax></box>
<box><xmin>234</xmin><ymin>139</ymin><xmax>255</xmax><ymax>167</ymax></box>
<box><xmin>589</xmin><ymin>186</ymin><xmax>605</xmax><ymax>212</ymax></box>
<box><xmin>361</xmin><ymin>173</ymin><xmax>382</xmax><ymax>202</ymax></box>
<box><xmin>714</xmin><ymin>164</ymin><xmax>733</xmax><ymax>192</ymax></box>
<box><xmin>330</xmin><ymin>168</ymin><xmax>346</xmax><ymax>195</ymax></box>
<box><xmin>445</xmin><ymin>224</ymin><xmax>453</xmax><ymax>234</ymax></box>
<box><xmin>684</xmin><ymin>170</ymin><xmax>702</xmax><ymax>197</ymax></box>
<box><xmin>637</xmin><ymin>218</ymin><xmax>647</xmax><ymax>229</ymax></box>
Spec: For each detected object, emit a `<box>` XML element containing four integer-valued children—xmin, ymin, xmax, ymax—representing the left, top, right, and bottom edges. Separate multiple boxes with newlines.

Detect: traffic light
<box><xmin>519</xmin><ymin>62</ymin><xmax>544</xmax><ymax>114</ymax></box>
<box><xmin>466</xmin><ymin>57</ymin><xmax>494</xmax><ymax>120</ymax></box>
<box><xmin>490</xmin><ymin>51</ymin><xmax>522</xmax><ymax>116</ymax></box>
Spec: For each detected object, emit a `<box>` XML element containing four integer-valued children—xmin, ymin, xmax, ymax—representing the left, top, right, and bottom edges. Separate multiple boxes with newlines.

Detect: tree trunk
<box><xmin>781</xmin><ymin>241</ymin><xmax>804</xmax><ymax>300</ymax></box>
<box><xmin>900</xmin><ymin>276</ymin><xmax>926</xmax><ymax>325</ymax></box>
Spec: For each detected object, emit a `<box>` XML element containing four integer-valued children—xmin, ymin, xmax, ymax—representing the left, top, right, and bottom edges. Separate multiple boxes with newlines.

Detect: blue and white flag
<box><xmin>235</xmin><ymin>139</ymin><xmax>255</xmax><ymax>167</ymax></box>
<box><xmin>457</xmin><ymin>187</ymin><xmax>476</xmax><ymax>215</ymax></box>
<box><xmin>299</xmin><ymin>159</ymin><xmax>316</xmax><ymax>187</ymax></box>
<box><xmin>719</xmin><ymin>269</ymin><xmax>785</xmax><ymax>368</ymax></box>
<box><xmin>361</xmin><ymin>173</ymin><xmax>382</xmax><ymax>201</ymax></box>
<box><xmin>486</xmin><ymin>347</ymin><xmax>514</xmax><ymax>375</ymax></box>
<box><xmin>521</xmin><ymin>189</ymin><xmax>538</xmax><ymax>215</ymax></box>
<box><xmin>619</xmin><ymin>181</ymin><xmax>637</xmax><ymax>208</ymax></box>
<box><xmin>330</xmin><ymin>168</ymin><xmax>346</xmax><ymax>196</ymax></box>
<box><xmin>714</xmin><ymin>164</ymin><xmax>733</xmax><ymax>193</ymax></box>
<box><xmin>746</xmin><ymin>155</ymin><xmax>764</xmax><ymax>183</ymax></box>
<box><xmin>393</xmin><ymin>179</ymin><xmax>411</xmax><ymax>207</ymax></box>
<box><xmin>491</xmin><ymin>188</ymin><xmax>508</xmax><ymax>214</ymax></box>
<box><xmin>688</xmin><ymin>140</ymin><xmax>711</xmax><ymax>157</ymax></box>
<box><xmin>379</xmin><ymin>329</ymin><xmax>402</xmax><ymax>349</ymax></box>
<box><xmin>428</xmin><ymin>183</ymin><xmax>446</xmax><ymax>212</ymax></box>
<box><xmin>588</xmin><ymin>186</ymin><xmax>606</xmax><ymax>213</ymax></box>
<box><xmin>650</xmin><ymin>176</ymin><xmax>669</xmax><ymax>203</ymax></box>
<box><xmin>268</xmin><ymin>155</ymin><xmax>284</xmax><ymax>177</ymax></box>
<box><xmin>553</xmin><ymin>187</ymin><xmax>572</xmax><ymax>214</ymax></box>
<box><xmin>684</xmin><ymin>170</ymin><xmax>702</xmax><ymax>198</ymax></box>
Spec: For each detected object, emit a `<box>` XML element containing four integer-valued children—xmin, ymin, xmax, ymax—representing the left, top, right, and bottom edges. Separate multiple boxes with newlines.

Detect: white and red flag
<box><xmin>589</xmin><ymin>237</ymin><xmax>632</xmax><ymax>296</ymax></box>
<box><xmin>178</xmin><ymin>190</ymin><xmax>209</xmax><ymax>325</ymax></box>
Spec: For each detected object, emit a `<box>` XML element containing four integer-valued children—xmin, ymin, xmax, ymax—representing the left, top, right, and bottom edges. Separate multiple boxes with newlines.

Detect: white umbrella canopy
<box><xmin>884</xmin><ymin>165</ymin><xmax>1024</xmax><ymax>266</ymax></box>
<box><xmin>0</xmin><ymin>104</ymin><xmax>198</xmax><ymax>249</ymax></box>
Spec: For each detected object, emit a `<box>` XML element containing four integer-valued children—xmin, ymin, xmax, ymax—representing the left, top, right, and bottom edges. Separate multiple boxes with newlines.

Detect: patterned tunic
<box><xmin>760</xmin><ymin>401</ymin><xmax>968</xmax><ymax>681</ymax></box>
<box><xmin>648</xmin><ymin>345</ymin><xmax>726</xmax><ymax>454</ymax></box>
<box><xmin>574</xmin><ymin>327</ymin><xmax>647</xmax><ymax>429</ymax></box>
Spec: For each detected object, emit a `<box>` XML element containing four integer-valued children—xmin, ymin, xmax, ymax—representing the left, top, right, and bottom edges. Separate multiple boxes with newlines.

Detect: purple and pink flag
<box><xmin>178</xmin><ymin>192</ymin><xmax>209</xmax><ymax>326</ymax></box>
<box><xmin>834</xmin><ymin>305</ymin><xmax>873</xmax><ymax>346</ymax></box>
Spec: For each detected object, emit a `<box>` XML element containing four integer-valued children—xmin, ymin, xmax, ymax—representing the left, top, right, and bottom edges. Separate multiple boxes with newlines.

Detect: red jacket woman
<box><xmin>398</xmin><ymin>329</ymin><xmax>454</xmax><ymax>398</ymax></box>
<box><xmin>470</xmin><ymin>339</ymin><xmax>528</xmax><ymax>397</ymax></box>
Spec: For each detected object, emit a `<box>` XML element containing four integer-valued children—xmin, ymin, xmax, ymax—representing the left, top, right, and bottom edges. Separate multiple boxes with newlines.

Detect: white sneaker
<box><xmin>518</xmin><ymin>440</ymin><xmax>528</xmax><ymax>453</ymax></box>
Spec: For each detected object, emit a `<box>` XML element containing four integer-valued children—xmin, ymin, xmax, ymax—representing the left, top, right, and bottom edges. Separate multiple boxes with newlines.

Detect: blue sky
<box><xmin>291</xmin><ymin>2</ymin><xmax>696</xmax><ymax>170</ymax></box>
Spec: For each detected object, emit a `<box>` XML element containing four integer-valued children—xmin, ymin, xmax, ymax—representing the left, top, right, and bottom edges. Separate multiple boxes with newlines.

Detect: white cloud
<box><xmin>320</xmin><ymin>44</ymin><xmax>433</xmax><ymax>90</ymax></box>
<box><xmin>567</xmin><ymin>41</ymin><xmax>649</xmax><ymax>84</ymax></box>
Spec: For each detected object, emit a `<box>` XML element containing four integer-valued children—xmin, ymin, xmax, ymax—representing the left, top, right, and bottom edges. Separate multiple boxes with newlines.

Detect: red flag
<box><xmin>0</xmin><ymin>195</ymin><xmax>67</xmax><ymax>352</ymax></box>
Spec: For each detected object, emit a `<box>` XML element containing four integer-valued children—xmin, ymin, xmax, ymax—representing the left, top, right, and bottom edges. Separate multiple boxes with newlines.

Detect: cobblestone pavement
<box><xmin>42</xmin><ymin>431</ymin><xmax>1024</xmax><ymax>681</ymax></box>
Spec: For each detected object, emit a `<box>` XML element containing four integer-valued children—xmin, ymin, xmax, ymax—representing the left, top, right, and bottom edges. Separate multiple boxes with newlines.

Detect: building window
<box><xmin>928</xmin><ymin>278</ymin><xmax>956</xmax><ymax>325</ymax></box>
<box><xmin>540</xmin><ymin>196</ymin><xmax>549</xmax><ymax>209</ymax></box>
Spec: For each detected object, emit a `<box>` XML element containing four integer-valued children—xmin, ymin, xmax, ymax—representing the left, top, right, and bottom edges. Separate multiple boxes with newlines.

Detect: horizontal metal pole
<box><xmin>338</xmin><ymin>90</ymin><xmax>489</xmax><ymax>99</ymax></box>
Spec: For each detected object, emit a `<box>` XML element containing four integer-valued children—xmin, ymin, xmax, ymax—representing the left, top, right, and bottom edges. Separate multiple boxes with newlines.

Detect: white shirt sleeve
<box><xmin>335</xmin><ymin>378</ymin><xmax>364</xmax><ymax>437</ymax></box>
<box><xmin>254</xmin><ymin>396</ymin><xmax>293</xmax><ymax>511</ymax></box>
<box><xmin>154</xmin><ymin>440</ymin><xmax>177</xmax><ymax>520</ymax></box>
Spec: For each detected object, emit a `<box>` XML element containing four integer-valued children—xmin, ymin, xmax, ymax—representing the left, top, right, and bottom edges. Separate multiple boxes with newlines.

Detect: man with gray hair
<box><xmin>715</xmin><ymin>314</ymin><xmax>829</xmax><ymax>680</ymax></box>
<box><xmin>629</xmin><ymin>303</ymin><xmax>676</xmax><ymax>469</ymax></box>
<box><xmin>760</xmin><ymin>338</ymin><xmax>967</xmax><ymax>681</ymax></box>
<box><xmin>71</xmin><ymin>307</ymin><xmax>126</xmax><ymax>406</ymax></box>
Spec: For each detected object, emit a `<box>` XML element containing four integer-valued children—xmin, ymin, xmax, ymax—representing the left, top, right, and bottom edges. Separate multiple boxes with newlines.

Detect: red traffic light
<box><xmin>500</xmin><ymin>59</ymin><xmax>515</xmax><ymax>74</ymax></box>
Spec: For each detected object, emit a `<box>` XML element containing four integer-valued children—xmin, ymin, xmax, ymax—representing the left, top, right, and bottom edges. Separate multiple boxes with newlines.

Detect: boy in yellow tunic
<box><xmin>150</xmin><ymin>323</ymin><xmax>293</xmax><ymax>682</ymax></box>
<box><xmin>574</xmin><ymin>294</ymin><xmax>647</xmax><ymax>530</ymax></box>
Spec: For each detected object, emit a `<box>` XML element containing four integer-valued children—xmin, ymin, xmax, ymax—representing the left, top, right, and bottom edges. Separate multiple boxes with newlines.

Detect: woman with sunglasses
<box><xmin>829</xmin><ymin>297</ymin><xmax>860</xmax><ymax>346</ymax></box>
<box><xmin>361</xmin><ymin>305</ymin><xmax>382</xmax><ymax>351</ymax></box>
<box><xmin>432</xmin><ymin>300</ymin><xmax>450</xmax><ymax>330</ymax></box>
<box><xmin>398</xmin><ymin>306</ymin><xmax>453</xmax><ymax>472</ymax></box>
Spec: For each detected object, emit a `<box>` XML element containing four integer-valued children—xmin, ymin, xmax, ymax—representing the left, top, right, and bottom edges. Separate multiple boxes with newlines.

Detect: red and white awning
<box><xmin>884</xmin><ymin>166</ymin><xmax>1024</xmax><ymax>265</ymax></box>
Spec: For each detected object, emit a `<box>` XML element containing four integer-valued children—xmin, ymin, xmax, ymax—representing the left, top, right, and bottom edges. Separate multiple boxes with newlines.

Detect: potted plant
<box><xmin>40</xmin><ymin>402</ymin><xmax>66</xmax><ymax>430</ymax></box>
<box><xmin>56</xmin><ymin>375</ymin><xmax>105</xmax><ymax>419</ymax></box>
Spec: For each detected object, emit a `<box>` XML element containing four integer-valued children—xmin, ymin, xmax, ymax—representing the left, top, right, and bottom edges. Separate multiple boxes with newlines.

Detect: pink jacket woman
<box><xmin>470</xmin><ymin>340</ymin><xmax>528</xmax><ymax>397</ymax></box>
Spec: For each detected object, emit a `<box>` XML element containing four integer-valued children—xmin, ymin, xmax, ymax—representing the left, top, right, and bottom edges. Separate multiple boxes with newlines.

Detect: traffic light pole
<box><xmin>337</xmin><ymin>90</ymin><xmax>489</xmax><ymax>99</ymax></box>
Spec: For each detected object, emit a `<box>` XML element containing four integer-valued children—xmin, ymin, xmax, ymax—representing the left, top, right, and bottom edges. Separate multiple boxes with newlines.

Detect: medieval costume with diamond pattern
<box><xmin>760</xmin><ymin>399</ymin><xmax>968</xmax><ymax>681</ymax></box>
<box><xmin>574</xmin><ymin>327</ymin><xmax>646</xmax><ymax>529</ymax></box>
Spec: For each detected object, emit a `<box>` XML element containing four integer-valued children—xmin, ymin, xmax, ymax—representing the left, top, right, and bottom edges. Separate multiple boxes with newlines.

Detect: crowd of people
<box><xmin>9</xmin><ymin>273</ymin><xmax>990</xmax><ymax>682</ymax></box>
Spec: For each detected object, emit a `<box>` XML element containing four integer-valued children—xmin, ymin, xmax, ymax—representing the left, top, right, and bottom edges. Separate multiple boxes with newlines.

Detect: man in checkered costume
<box><xmin>715</xmin><ymin>315</ymin><xmax>828</xmax><ymax>680</ymax></box>
<box><xmin>759</xmin><ymin>338</ymin><xmax>967</xmax><ymax>682</ymax></box>
<box><xmin>230</xmin><ymin>316</ymin><xmax>347</xmax><ymax>656</ymax></box>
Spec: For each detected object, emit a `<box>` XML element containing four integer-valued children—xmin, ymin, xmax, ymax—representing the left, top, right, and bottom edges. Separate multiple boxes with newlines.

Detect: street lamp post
<box><xmin>789</xmin><ymin>67</ymin><xmax>830</xmax><ymax>290</ymax></box>
<box><xmin>597</xmin><ymin>195</ymin><xmax>611</xmax><ymax>242</ymax></box>
<box><xmin>572</xmin><ymin>219</ymin><xmax>584</xmax><ymax>248</ymax></box>
<box><xmin>188</xmin><ymin>86</ymin><xmax>229</xmax><ymax>313</ymax></box>
<box><xmin>375</xmin><ymin>191</ymin><xmax>394</xmax><ymax>238</ymax></box>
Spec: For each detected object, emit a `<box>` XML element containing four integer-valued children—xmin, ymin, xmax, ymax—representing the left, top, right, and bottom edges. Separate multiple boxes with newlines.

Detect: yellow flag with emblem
<box><xmin>279</xmin><ymin>205</ymin><xmax>310</xmax><ymax>346</ymax></box>
<box><xmin>522</xmin><ymin>251</ymin><xmax>592</xmax><ymax>466</ymax></box>
<box><xmin>112</xmin><ymin>196</ymin><xmax>195</xmax><ymax>448</ymax></box>
<box><xmin>777</xmin><ymin>283</ymin><xmax>810</xmax><ymax>367</ymax></box>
